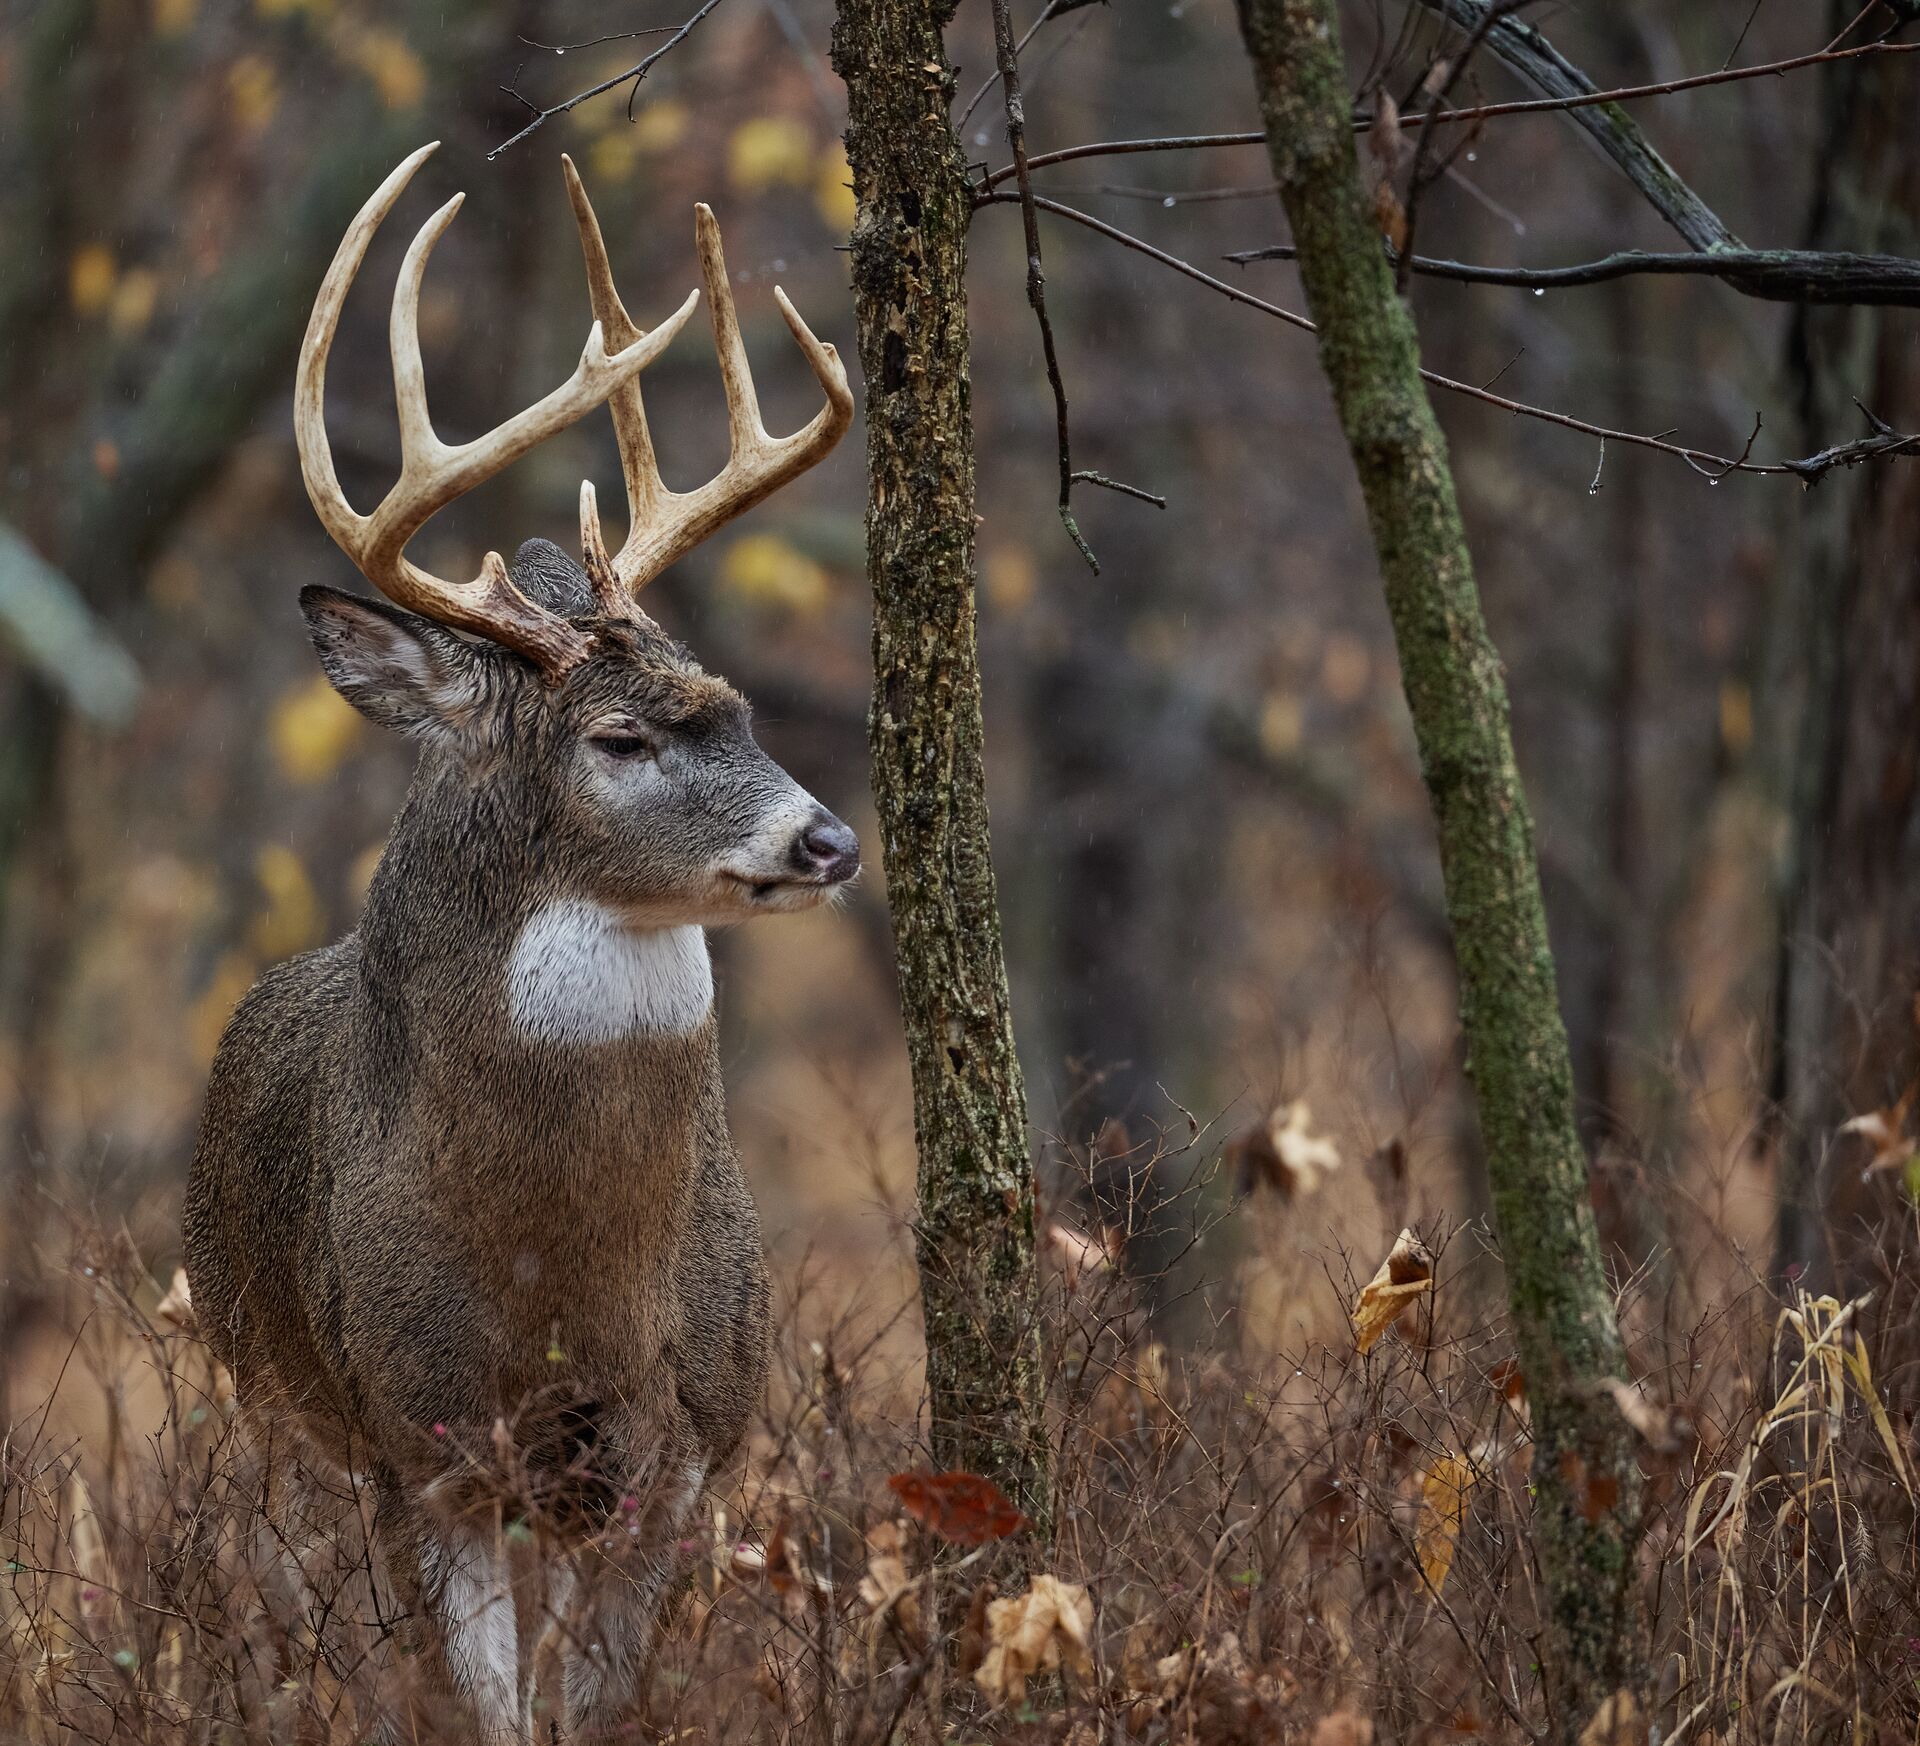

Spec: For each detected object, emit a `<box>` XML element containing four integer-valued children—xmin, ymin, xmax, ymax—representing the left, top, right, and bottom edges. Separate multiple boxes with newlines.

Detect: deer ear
<box><xmin>300</xmin><ymin>585</ymin><xmax>493</xmax><ymax>740</ymax></box>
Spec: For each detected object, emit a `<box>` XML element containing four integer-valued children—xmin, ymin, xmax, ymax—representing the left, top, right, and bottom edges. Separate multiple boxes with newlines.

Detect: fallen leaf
<box><xmin>887</xmin><ymin>1471</ymin><xmax>1027</xmax><ymax>1545</ymax></box>
<box><xmin>1414</xmin><ymin>1454</ymin><xmax>1475</xmax><ymax>1591</ymax></box>
<box><xmin>973</xmin><ymin>1574</ymin><xmax>1094</xmax><ymax>1706</ymax></box>
<box><xmin>1350</xmin><ymin>1228</ymin><xmax>1434</xmax><ymax>1352</ymax></box>
<box><xmin>856</xmin><ymin>1520</ymin><xmax>922</xmax><ymax>1645</ymax></box>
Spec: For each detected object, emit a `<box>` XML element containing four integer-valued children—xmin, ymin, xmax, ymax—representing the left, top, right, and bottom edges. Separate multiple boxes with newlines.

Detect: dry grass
<box><xmin>4</xmin><ymin>1149</ymin><xmax>1918</xmax><ymax>1745</ymax></box>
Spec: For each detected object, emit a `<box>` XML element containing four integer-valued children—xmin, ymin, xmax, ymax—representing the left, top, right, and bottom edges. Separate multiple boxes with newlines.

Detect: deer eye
<box><xmin>591</xmin><ymin>730</ymin><xmax>656</xmax><ymax>761</ymax></box>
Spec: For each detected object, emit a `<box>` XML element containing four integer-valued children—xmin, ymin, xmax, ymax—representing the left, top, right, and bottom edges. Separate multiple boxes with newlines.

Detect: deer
<box><xmin>181</xmin><ymin>141</ymin><xmax>857</xmax><ymax>1742</ymax></box>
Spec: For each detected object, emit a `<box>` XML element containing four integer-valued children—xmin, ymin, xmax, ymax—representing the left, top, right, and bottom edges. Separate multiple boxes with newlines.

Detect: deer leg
<box><xmin>375</xmin><ymin>1488</ymin><xmax>528</xmax><ymax>1746</ymax></box>
<box><xmin>561</xmin><ymin>1455</ymin><xmax>707</xmax><ymax>1735</ymax></box>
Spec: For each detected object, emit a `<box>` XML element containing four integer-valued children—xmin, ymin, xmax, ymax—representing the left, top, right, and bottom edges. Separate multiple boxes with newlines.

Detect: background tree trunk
<box><xmin>1233</xmin><ymin>0</ymin><xmax>1641</xmax><ymax>1727</ymax></box>
<box><xmin>829</xmin><ymin>0</ymin><xmax>1048</xmax><ymax>1523</ymax></box>
<box><xmin>1769</xmin><ymin>3</ymin><xmax>1920</xmax><ymax>1295</ymax></box>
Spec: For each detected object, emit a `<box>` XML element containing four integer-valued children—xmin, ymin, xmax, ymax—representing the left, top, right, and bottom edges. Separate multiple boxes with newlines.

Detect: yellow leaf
<box><xmin>344</xmin><ymin>27</ymin><xmax>425</xmax><ymax>110</ymax></box>
<box><xmin>257</xmin><ymin>0</ymin><xmax>331</xmax><ymax>15</ymax></box>
<box><xmin>249</xmin><ymin>844</ymin><xmax>322</xmax><ymax>960</ymax></box>
<box><xmin>1719</xmin><ymin>678</ymin><xmax>1752</xmax><ymax>757</ymax></box>
<box><xmin>728</xmin><ymin>115</ymin><xmax>814</xmax><ymax>194</ymax></box>
<box><xmin>270</xmin><ymin>674</ymin><xmax>362</xmax><ymax>783</ymax></box>
<box><xmin>109</xmin><ymin>266</ymin><xmax>160</xmax><ymax>336</ymax></box>
<box><xmin>974</xmin><ymin>1574</ymin><xmax>1094</xmax><ymax>1706</ymax></box>
<box><xmin>1350</xmin><ymin>1227</ymin><xmax>1434</xmax><ymax>1353</ymax></box>
<box><xmin>1258</xmin><ymin>690</ymin><xmax>1302</xmax><ymax>757</ymax></box>
<box><xmin>983</xmin><ymin>544</ymin><xmax>1036</xmax><ymax>613</ymax></box>
<box><xmin>719</xmin><ymin>533</ymin><xmax>831</xmax><ymax>613</ymax></box>
<box><xmin>1414</xmin><ymin>1454</ymin><xmax>1475</xmax><ymax>1591</ymax></box>
<box><xmin>228</xmin><ymin>55</ymin><xmax>280</xmax><ymax>133</ymax></box>
<box><xmin>814</xmin><ymin>141</ymin><xmax>857</xmax><ymax>231</ymax></box>
<box><xmin>589</xmin><ymin>129</ymin><xmax>641</xmax><ymax>187</ymax></box>
<box><xmin>154</xmin><ymin>0</ymin><xmax>198</xmax><ymax>37</ymax></box>
<box><xmin>70</xmin><ymin>245</ymin><xmax>117</xmax><ymax>316</ymax></box>
<box><xmin>632</xmin><ymin>99</ymin><xmax>690</xmax><ymax>153</ymax></box>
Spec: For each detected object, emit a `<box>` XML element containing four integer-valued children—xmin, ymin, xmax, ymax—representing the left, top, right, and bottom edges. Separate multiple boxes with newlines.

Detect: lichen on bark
<box><xmin>829</xmin><ymin>0</ymin><xmax>1048</xmax><ymax>1527</ymax></box>
<box><xmin>1233</xmin><ymin>0</ymin><xmax>1643</xmax><ymax>1727</ymax></box>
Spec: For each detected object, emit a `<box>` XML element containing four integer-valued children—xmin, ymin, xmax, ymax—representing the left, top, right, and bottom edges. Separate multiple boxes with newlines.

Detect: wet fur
<box><xmin>183</xmin><ymin>545</ymin><xmax>792</xmax><ymax>1740</ymax></box>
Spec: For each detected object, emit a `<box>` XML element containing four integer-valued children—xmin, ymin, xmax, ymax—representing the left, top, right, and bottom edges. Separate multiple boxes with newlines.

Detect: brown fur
<box><xmin>183</xmin><ymin>544</ymin><xmax>856</xmax><ymax>1740</ymax></box>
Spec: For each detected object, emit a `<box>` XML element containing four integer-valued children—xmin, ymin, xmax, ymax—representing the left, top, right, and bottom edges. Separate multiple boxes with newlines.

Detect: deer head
<box><xmin>293</xmin><ymin>143</ymin><xmax>859</xmax><ymax>931</ymax></box>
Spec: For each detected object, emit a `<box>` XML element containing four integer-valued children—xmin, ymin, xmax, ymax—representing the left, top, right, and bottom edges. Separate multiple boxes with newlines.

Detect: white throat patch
<box><xmin>505</xmin><ymin>900</ymin><xmax>713</xmax><ymax>1045</ymax></box>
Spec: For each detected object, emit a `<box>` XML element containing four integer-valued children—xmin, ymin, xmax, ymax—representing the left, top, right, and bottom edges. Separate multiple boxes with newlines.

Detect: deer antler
<box><xmin>296</xmin><ymin>142</ymin><xmax>699</xmax><ymax>680</ymax></box>
<box><xmin>562</xmin><ymin>155</ymin><xmax>854</xmax><ymax>598</ymax></box>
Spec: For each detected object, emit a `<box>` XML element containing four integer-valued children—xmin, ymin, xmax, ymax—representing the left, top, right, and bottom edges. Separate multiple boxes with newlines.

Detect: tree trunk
<box><xmin>1233</xmin><ymin>0</ymin><xmax>1640</xmax><ymax>1727</ymax></box>
<box><xmin>1769</xmin><ymin>7</ymin><xmax>1920</xmax><ymax>1294</ymax></box>
<box><xmin>829</xmin><ymin>0</ymin><xmax>1047</xmax><ymax>1523</ymax></box>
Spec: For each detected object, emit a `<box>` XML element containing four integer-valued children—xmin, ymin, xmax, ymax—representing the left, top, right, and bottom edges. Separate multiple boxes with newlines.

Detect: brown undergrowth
<box><xmin>3</xmin><ymin>1139</ymin><xmax>1918</xmax><ymax>1744</ymax></box>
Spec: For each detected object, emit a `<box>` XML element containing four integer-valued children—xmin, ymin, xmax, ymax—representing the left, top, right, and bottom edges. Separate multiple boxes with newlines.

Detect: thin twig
<box><xmin>958</xmin><ymin>0</ymin><xmax>1106</xmax><ymax>132</ymax></box>
<box><xmin>1224</xmin><ymin>241</ymin><xmax>1920</xmax><ymax>307</ymax></box>
<box><xmin>516</xmin><ymin>25</ymin><xmax>682</xmax><ymax>51</ymax></box>
<box><xmin>489</xmin><ymin>0</ymin><xmax>730</xmax><ymax>160</ymax></box>
<box><xmin>974</xmin><ymin>39</ymin><xmax>1920</xmax><ymax>193</ymax></box>
<box><xmin>974</xmin><ymin>192</ymin><xmax>1920</xmax><ymax>484</ymax></box>
<box><xmin>1398</xmin><ymin>0</ymin><xmax>1529</xmax><ymax>290</ymax></box>
<box><xmin>988</xmin><ymin>0</ymin><xmax>1151</xmax><ymax>572</ymax></box>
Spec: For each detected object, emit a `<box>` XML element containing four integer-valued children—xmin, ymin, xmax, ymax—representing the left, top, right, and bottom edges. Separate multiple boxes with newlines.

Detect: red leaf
<box><xmin>887</xmin><ymin>1470</ymin><xmax>1028</xmax><ymax>1546</ymax></box>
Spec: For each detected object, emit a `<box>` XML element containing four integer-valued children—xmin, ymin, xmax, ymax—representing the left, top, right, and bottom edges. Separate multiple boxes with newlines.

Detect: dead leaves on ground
<box><xmin>973</xmin><ymin>1574</ymin><xmax>1095</xmax><ymax>1705</ymax></box>
<box><xmin>1351</xmin><ymin>1228</ymin><xmax>1435</xmax><ymax>1352</ymax></box>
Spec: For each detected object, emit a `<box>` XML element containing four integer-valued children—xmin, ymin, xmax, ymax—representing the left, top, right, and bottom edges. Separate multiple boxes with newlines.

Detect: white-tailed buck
<box><xmin>183</xmin><ymin>142</ymin><xmax>856</xmax><ymax>1741</ymax></box>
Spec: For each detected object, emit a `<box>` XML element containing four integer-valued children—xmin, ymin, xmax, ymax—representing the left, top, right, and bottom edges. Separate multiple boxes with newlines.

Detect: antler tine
<box><xmin>562</xmin><ymin>155</ymin><xmax>671</xmax><ymax>534</ymax></box>
<box><xmin>295</xmin><ymin>142</ymin><xmax>698</xmax><ymax>680</ymax></box>
<box><xmin>601</xmin><ymin>205</ymin><xmax>854</xmax><ymax>593</ymax></box>
<box><xmin>561</xmin><ymin>167</ymin><xmax>854</xmax><ymax>599</ymax></box>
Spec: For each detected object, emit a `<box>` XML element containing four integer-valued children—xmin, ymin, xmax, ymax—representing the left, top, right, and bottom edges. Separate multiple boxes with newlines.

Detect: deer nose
<box><xmin>793</xmin><ymin>812</ymin><xmax>860</xmax><ymax>883</ymax></box>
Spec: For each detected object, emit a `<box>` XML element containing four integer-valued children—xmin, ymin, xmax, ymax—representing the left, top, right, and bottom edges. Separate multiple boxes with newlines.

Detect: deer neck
<box><xmin>358</xmin><ymin>761</ymin><xmax>717</xmax><ymax>1077</ymax></box>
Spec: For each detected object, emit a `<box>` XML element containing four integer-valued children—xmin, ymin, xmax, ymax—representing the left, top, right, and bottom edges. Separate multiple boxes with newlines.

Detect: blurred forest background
<box><xmin>2</xmin><ymin>0</ymin><xmax>1915</xmax><ymax>1393</ymax></box>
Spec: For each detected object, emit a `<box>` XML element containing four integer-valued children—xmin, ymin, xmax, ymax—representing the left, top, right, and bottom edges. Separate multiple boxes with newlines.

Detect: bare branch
<box><xmin>489</xmin><ymin>0</ymin><xmax>730</xmax><ymax>161</ymax></box>
<box><xmin>975</xmin><ymin>39</ymin><xmax>1920</xmax><ymax>196</ymax></box>
<box><xmin>987</xmin><ymin>0</ymin><xmax>1152</xmax><ymax>573</ymax></box>
<box><xmin>1225</xmin><ymin>241</ymin><xmax>1920</xmax><ymax>307</ymax></box>
<box><xmin>975</xmin><ymin>192</ymin><xmax>1920</xmax><ymax>485</ymax></box>
<box><xmin>1397</xmin><ymin>0</ymin><xmax>1530</xmax><ymax>291</ymax></box>
<box><xmin>958</xmin><ymin>0</ymin><xmax>1106</xmax><ymax>133</ymax></box>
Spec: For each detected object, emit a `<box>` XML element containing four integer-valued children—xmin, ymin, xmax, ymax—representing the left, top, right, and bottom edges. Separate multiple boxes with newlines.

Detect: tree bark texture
<box><xmin>829</xmin><ymin>0</ymin><xmax>1048</xmax><ymax>1522</ymax></box>
<box><xmin>1233</xmin><ymin>0</ymin><xmax>1640</xmax><ymax>1726</ymax></box>
<box><xmin>1770</xmin><ymin>13</ymin><xmax>1920</xmax><ymax>1290</ymax></box>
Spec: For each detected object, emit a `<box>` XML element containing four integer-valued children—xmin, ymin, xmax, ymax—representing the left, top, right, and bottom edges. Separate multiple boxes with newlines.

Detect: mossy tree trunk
<box><xmin>829</xmin><ymin>0</ymin><xmax>1048</xmax><ymax>1524</ymax></box>
<box><xmin>1233</xmin><ymin>0</ymin><xmax>1640</xmax><ymax>1727</ymax></box>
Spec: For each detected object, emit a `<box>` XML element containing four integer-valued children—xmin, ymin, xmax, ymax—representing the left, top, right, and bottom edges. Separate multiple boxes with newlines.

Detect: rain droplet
<box><xmin>555</xmin><ymin>45</ymin><xmax>565</xmax><ymax>54</ymax></box>
<box><xmin>772</xmin><ymin>258</ymin><xmax>787</xmax><ymax>272</ymax></box>
<box><xmin>1533</xmin><ymin>288</ymin><xmax>1545</xmax><ymax>296</ymax></box>
<box><xmin>974</xmin><ymin>131</ymin><xmax>989</xmax><ymax>147</ymax></box>
<box><xmin>1162</xmin><ymin>196</ymin><xmax>1176</xmax><ymax>208</ymax></box>
<box><xmin>1466</xmin><ymin>150</ymin><xmax>1477</xmax><ymax>162</ymax></box>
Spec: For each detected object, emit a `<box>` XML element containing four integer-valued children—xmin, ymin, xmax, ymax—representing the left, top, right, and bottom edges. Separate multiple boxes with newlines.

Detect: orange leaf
<box><xmin>887</xmin><ymin>1471</ymin><xmax>1027</xmax><ymax>1545</ymax></box>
